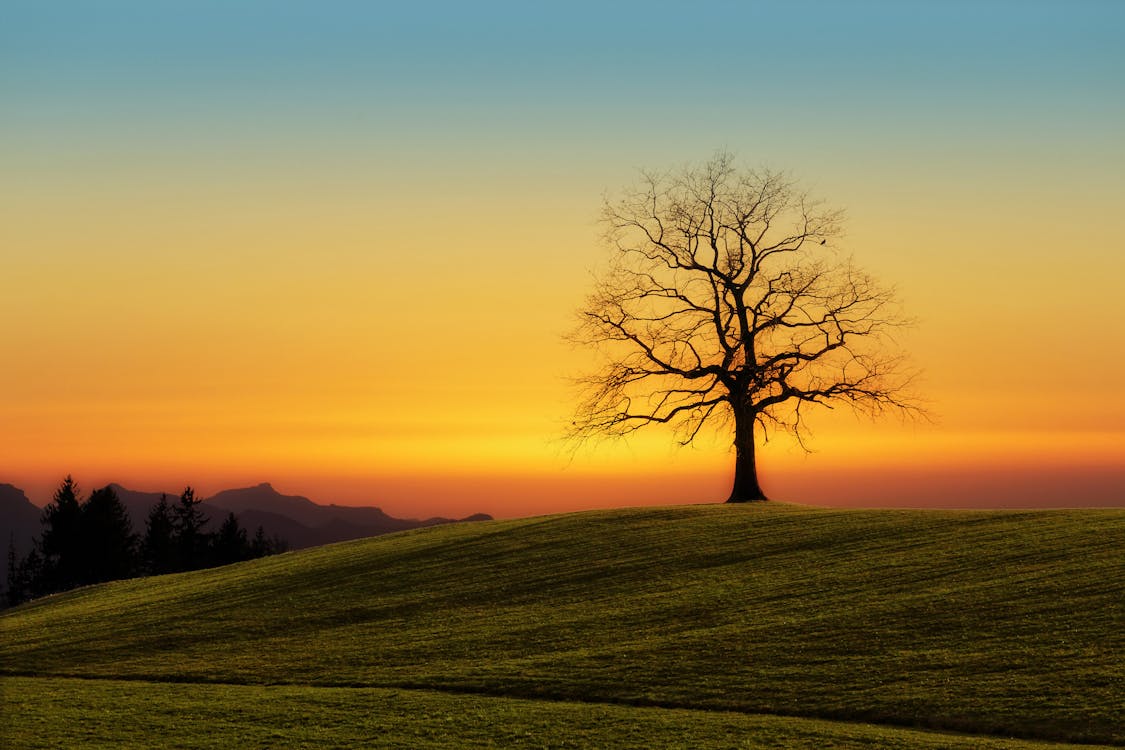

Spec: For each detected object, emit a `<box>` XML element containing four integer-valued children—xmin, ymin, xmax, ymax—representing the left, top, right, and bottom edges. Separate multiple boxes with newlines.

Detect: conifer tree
<box><xmin>12</xmin><ymin>546</ymin><xmax>45</xmax><ymax>604</ymax></box>
<box><xmin>173</xmin><ymin>487</ymin><xmax>209</xmax><ymax>571</ymax></box>
<box><xmin>142</xmin><ymin>494</ymin><xmax>176</xmax><ymax>575</ymax></box>
<box><xmin>80</xmin><ymin>485</ymin><xmax>138</xmax><ymax>584</ymax></box>
<box><xmin>38</xmin><ymin>475</ymin><xmax>84</xmax><ymax>591</ymax></box>
<box><xmin>250</xmin><ymin>526</ymin><xmax>271</xmax><ymax>558</ymax></box>
<box><xmin>213</xmin><ymin>512</ymin><xmax>249</xmax><ymax>566</ymax></box>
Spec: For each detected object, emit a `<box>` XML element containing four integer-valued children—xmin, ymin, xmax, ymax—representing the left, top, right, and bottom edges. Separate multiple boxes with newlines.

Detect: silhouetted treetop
<box><xmin>569</xmin><ymin>152</ymin><xmax>922</xmax><ymax>502</ymax></box>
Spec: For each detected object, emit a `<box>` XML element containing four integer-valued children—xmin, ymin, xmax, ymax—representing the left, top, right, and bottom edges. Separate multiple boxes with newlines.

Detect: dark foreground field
<box><xmin>2</xmin><ymin>504</ymin><xmax>1123</xmax><ymax>748</ymax></box>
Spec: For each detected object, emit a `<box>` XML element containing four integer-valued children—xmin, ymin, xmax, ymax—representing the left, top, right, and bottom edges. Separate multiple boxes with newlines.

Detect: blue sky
<box><xmin>5</xmin><ymin>2</ymin><xmax>1121</xmax><ymax>151</ymax></box>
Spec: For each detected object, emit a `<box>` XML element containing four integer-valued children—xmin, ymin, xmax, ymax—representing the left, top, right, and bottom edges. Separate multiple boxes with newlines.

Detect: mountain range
<box><xmin>1</xmin><ymin>481</ymin><xmax>490</xmax><ymax>584</ymax></box>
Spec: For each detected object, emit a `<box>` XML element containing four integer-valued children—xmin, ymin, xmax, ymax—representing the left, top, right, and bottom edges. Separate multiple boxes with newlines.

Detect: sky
<box><xmin>2</xmin><ymin>1</ymin><xmax>1123</xmax><ymax>517</ymax></box>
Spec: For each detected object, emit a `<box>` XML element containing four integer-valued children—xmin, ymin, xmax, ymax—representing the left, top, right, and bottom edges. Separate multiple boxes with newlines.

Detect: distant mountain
<box><xmin>203</xmin><ymin>483</ymin><xmax>486</xmax><ymax>548</ymax></box>
<box><xmin>207</xmin><ymin>483</ymin><xmax>362</xmax><ymax>529</ymax></box>
<box><xmin>0</xmin><ymin>484</ymin><xmax>41</xmax><ymax>530</ymax></box>
<box><xmin>226</xmin><ymin>508</ymin><xmax>317</xmax><ymax>547</ymax></box>
<box><xmin>21</xmin><ymin>481</ymin><xmax>492</xmax><ymax>554</ymax></box>
<box><xmin>0</xmin><ymin>484</ymin><xmax>44</xmax><ymax>584</ymax></box>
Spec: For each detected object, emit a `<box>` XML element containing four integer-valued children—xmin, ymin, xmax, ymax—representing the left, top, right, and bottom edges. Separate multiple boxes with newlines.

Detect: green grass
<box><xmin>3</xmin><ymin>504</ymin><xmax>1123</xmax><ymax>747</ymax></box>
<box><xmin>3</xmin><ymin>675</ymin><xmax>1118</xmax><ymax>749</ymax></box>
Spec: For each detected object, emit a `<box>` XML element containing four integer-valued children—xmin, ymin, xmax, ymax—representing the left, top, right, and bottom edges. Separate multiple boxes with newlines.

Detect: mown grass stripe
<box><xmin>3</xmin><ymin>675</ymin><xmax>1119</xmax><ymax>750</ymax></box>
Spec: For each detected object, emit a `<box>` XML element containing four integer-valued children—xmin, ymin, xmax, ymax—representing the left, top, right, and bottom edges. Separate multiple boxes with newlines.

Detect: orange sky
<box><xmin>2</xmin><ymin>3</ymin><xmax>1123</xmax><ymax>516</ymax></box>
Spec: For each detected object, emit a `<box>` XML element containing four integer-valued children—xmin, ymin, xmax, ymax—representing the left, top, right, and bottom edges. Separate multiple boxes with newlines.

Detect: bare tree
<box><xmin>569</xmin><ymin>153</ymin><xmax>920</xmax><ymax>502</ymax></box>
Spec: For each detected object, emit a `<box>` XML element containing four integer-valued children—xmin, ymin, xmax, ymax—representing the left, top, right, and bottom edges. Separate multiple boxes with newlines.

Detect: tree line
<box><xmin>5</xmin><ymin>476</ymin><xmax>285</xmax><ymax>607</ymax></box>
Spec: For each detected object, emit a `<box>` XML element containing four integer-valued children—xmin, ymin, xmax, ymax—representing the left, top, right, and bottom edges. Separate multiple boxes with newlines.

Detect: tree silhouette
<box><xmin>250</xmin><ymin>526</ymin><xmax>270</xmax><ymax>558</ymax></box>
<box><xmin>38</xmin><ymin>475</ymin><xmax>84</xmax><ymax>590</ymax></box>
<box><xmin>173</xmin><ymin>487</ymin><xmax>208</xmax><ymax>571</ymax></box>
<box><xmin>80</xmin><ymin>485</ymin><xmax>138</xmax><ymax>584</ymax></box>
<box><xmin>3</xmin><ymin>477</ymin><xmax>289</xmax><ymax>608</ymax></box>
<box><xmin>142</xmin><ymin>494</ymin><xmax>176</xmax><ymax>575</ymax></box>
<box><xmin>6</xmin><ymin>545</ymin><xmax>44</xmax><ymax>606</ymax></box>
<box><xmin>213</xmin><ymin>512</ymin><xmax>249</xmax><ymax>566</ymax></box>
<box><xmin>249</xmin><ymin>526</ymin><xmax>286</xmax><ymax>558</ymax></box>
<box><xmin>569</xmin><ymin>153</ymin><xmax>920</xmax><ymax>502</ymax></box>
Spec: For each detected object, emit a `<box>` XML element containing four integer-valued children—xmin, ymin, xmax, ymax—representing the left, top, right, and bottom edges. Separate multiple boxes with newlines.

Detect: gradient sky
<box><xmin>3</xmin><ymin>1</ymin><xmax>1124</xmax><ymax>517</ymax></box>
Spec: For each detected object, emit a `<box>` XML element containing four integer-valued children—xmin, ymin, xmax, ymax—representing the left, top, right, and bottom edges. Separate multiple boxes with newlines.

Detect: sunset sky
<box><xmin>3</xmin><ymin>2</ymin><xmax>1123</xmax><ymax>517</ymax></box>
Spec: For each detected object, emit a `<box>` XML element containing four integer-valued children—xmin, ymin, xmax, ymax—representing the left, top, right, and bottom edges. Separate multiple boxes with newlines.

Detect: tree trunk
<box><xmin>727</xmin><ymin>408</ymin><xmax>767</xmax><ymax>502</ymax></box>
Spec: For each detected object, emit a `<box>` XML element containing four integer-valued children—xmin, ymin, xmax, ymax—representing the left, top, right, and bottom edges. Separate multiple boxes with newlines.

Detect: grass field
<box><xmin>5</xmin><ymin>676</ymin><xmax>1119</xmax><ymax>749</ymax></box>
<box><xmin>2</xmin><ymin>504</ymin><xmax>1123</xmax><ymax>747</ymax></box>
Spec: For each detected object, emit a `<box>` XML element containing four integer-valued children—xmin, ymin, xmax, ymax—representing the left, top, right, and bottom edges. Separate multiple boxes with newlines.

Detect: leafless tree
<box><xmin>569</xmin><ymin>153</ymin><xmax>921</xmax><ymax>502</ymax></box>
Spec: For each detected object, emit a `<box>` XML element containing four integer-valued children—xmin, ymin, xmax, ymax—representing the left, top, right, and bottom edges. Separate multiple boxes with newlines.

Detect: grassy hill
<box><xmin>2</xmin><ymin>504</ymin><xmax>1123</xmax><ymax>748</ymax></box>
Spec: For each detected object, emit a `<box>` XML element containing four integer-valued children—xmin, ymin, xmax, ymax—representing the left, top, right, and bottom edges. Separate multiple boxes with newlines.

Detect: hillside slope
<box><xmin>2</xmin><ymin>505</ymin><xmax>1123</xmax><ymax>744</ymax></box>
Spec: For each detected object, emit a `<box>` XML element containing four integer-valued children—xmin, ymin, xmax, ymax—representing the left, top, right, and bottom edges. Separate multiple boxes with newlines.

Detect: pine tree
<box><xmin>212</xmin><ymin>512</ymin><xmax>249</xmax><ymax>566</ymax></box>
<box><xmin>81</xmin><ymin>486</ymin><xmax>138</xmax><ymax>584</ymax></box>
<box><xmin>173</xmin><ymin>486</ymin><xmax>209</xmax><ymax>571</ymax></box>
<box><xmin>142</xmin><ymin>494</ymin><xmax>176</xmax><ymax>575</ymax></box>
<box><xmin>38</xmin><ymin>475</ymin><xmax>83</xmax><ymax>592</ymax></box>
<box><xmin>250</xmin><ymin>526</ymin><xmax>271</xmax><ymax>558</ymax></box>
<box><xmin>14</xmin><ymin>546</ymin><xmax>45</xmax><ymax>603</ymax></box>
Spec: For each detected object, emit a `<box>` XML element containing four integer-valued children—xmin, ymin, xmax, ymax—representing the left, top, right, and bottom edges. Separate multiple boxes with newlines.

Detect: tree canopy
<box><xmin>569</xmin><ymin>153</ymin><xmax>920</xmax><ymax>501</ymax></box>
